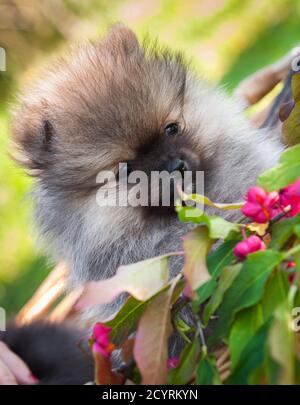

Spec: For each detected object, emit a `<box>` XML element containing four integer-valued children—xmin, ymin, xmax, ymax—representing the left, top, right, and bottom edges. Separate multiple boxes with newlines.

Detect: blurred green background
<box><xmin>0</xmin><ymin>0</ymin><xmax>299</xmax><ymax>316</ymax></box>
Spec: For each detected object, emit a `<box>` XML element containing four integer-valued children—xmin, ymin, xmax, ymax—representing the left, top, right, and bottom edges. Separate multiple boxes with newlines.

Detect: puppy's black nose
<box><xmin>165</xmin><ymin>158</ymin><xmax>188</xmax><ymax>174</ymax></box>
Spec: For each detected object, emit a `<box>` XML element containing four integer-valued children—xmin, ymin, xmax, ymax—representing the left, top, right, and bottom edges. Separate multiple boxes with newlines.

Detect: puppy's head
<box><xmin>13</xmin><ymin>23</ymin><xmax>258</xmax><ymax>229</ymax></box>
<box><xmin>12</xmin><ymin>24</ymin><xmax>209</xmax><ymax>220</ymax></box>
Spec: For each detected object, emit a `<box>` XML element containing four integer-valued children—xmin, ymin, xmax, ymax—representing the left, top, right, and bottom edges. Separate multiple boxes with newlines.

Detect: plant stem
<box><xmin>284</xmin><ymin>243</ymin><xmax>300</xmax><ymax>259</ymax></box>
<box><xmin>269</xmin><ymin>209</ymin><xmax>289</xmax><ymax>225</ymax></box>
<box><xmin>197</xmin><ymin>321</ymin><xmax>207</xmax><ymax>354</ymax></box>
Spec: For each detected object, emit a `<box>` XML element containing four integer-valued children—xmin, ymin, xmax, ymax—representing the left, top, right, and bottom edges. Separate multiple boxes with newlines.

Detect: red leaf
<box><xmin>93</xmin><ymin>350</ymin><xmax>124</xmax><ymax>385</ymax></box>
<box><xmin>133</xmin><ymin>275</ymin><xmax>180</xmax><ymax>384</ymax></box>
<box><xmin>183</xmin><ymin>227</ymin><xmax>212</xmax><ymax>294</ymax></box>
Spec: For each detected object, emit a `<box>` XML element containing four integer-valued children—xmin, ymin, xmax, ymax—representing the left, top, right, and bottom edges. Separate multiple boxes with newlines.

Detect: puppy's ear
<box><xmin>106</xmin><ymin>23</ymin><xmax>140</xmax><ymax>55</ymax></box>
<box><xmin>12</xmin><ymin>102</ymin><xmax>54</xmax><ymax>172</ymax></box>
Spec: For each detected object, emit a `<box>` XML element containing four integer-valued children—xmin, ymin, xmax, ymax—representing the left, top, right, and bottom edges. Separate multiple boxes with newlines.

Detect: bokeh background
<box><xmin>0</xmin><ymin>0</ymin><xmax>299</xmax><ymax>315</ymax></box>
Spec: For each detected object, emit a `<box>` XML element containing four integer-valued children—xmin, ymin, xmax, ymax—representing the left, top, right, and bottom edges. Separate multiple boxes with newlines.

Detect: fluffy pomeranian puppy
<box><xmin>4</xmin><ymin>24</ymin><xmax>283</xmax><ymax>384</ymax></box>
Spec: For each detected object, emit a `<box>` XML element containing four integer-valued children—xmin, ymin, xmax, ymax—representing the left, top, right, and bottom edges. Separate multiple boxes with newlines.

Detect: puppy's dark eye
<box><xmin>164</xmin><ymin>123</ymin><xmax>179</xmax><ymax>136</ymax></box>
<box><xmin>117</xmin><ymin>162</ymin><xmax>133</xmax><ymax>181</ymax></box>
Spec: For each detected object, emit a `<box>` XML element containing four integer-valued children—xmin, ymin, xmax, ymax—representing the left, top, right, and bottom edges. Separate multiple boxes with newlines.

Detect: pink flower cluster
<box><xmin>234</xmin><ymin>179</ymin><xmax>300</xmax><ymax>261</ymax></box>
<box><xmin>242</xmin><ymin>187</ymin><xmax>280</xmax><ymax>223</ymax></box>
<box><xmin>242</xmin><ymin>180</ymin><xmax>300</xmax><ymax>224</ymax></box>
<box><xmin>91</xmin><ymin>323</ymin><xmax>115</xmax><ymax>358</ymax></box>
<box><xmin>279</xmin><ymin>179</ymin><xmax>300</xmax><ymax>217</ymax></box>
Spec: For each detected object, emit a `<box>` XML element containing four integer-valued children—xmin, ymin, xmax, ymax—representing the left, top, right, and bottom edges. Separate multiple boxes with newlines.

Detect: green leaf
<box><xmin>194</xmin><ymin>240</ymin><xmax>237</xmax><ymax>307</ymax></box>
<box><xmin>269</xmin><ymin>301</ymin><xmax>297</xmax><ymax>384</ymax></box>
<box><xmin>105</xmin><ymin>297</ymin><xmax>148</xmax><ymax>346</ymax></box>
<box><xmin>229</xmin><ymin>270</ymin><xmax>289</xmax><ymax>374</ymax></box>
<box><xmin>229</xmin><ymin>305</ymin><xmax>263</xmax><ymax>370</ymax></box>
<box><xmin>196</xmin><ymin>354</ymin><xmax>221</xmax><ymax>385</ymax></box>
<box><xmin>207</xmin><ymin>240</ymin><xmax>238</xmax><ymax>274</ymax></box>
<box><xmin>258</xmin><ymin>144</ymin><xmax>300</xmax><ymax>191</ymax></box>
<box><xmin>226</xmin><ymin>319</ymin><xmax>272</xmax><ymax>384</ymax></box>
<box><xmin>295</xmin><ymin>225</ymin><xmax>300</xmax><ymax>238</ymax></box>
<box><xmin>211</xmin><ymin>250</ymin><xmax>283</xmax><ymax>342</ymax></box>
<box><xmin>270</xmin><ymin>213</ymin><xmax>300</xmax><ymax>250</ymax></box>
<box><xmin>203</xmin><ymin>263</ymin><xmax>242</xmax><ymax>325</ymax></box>
<box><xmin>168</xmin><ymin>339</ymin><xmax>201</xmax><ymax>384</ymax></box>
<box><xmin>281</xmin><ymin>143</ymin><xmax>300</xmax><ymax>164</ymax></box>
<box><xmin>177</xmin><ymin>206</ymin><xmax>240</xmax><ymax>239</ymax></box>
<box><xmin>194</xmin><ymin>279</ymin><xmax>218</xmax><ymax>310</ymax></box>
<box><xmin>106</xmin><ymin>279</ymin><xmax>184</xmax><ymax>346</ymax></box>
<box><xmin>176</xmin><ymin>206</ymin><xmax>203</xmax><ymax>223</ymax></box>
<box><xmin>207</xmin><ymin>216</ymin><xmax>240</xmax><ymax>240</ymax></box>
<box><xmin>260</xmin><ymin>270</ymin><xmax>289</xmax><ymax>321</ymax></box>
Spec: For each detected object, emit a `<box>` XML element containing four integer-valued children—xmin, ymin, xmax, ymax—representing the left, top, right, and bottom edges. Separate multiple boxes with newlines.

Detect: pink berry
<box><xmin>234</xmin><ymin>235</ymin><xmax>266</xmax><ymax>260</ymax></box>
